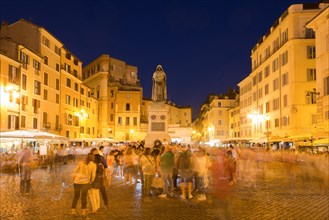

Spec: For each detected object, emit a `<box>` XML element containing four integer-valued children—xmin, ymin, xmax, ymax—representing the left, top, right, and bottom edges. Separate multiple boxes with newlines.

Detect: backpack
<box><xmin>177</xmin><ymin>151</ymin><xmax>190</xmax><ymax>170</ymax></box>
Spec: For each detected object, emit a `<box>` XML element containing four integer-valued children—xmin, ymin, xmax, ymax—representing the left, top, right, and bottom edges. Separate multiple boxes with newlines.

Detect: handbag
<box><xmin>151</xmin><ymin>173</ymin><xmax>163</xmax><ymax>188</ymax></box>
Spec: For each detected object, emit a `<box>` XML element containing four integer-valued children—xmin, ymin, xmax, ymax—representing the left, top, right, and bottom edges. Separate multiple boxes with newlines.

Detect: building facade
<box><xmin>0</xmin><ymin>19</ymin><xmax>98</xmax><ymax>140</ymax></box>
<box><xmin>238</xmin><ymin>3</ymin><xmax>328</xmax><ymax>145</ymax></box>
<box><xmin>306</xmin><ymin>6</ymin><xmax>329</xmax><ymax>140</ymax></box>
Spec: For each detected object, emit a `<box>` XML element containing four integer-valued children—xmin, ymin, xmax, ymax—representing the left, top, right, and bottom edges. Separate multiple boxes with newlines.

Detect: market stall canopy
<box><xmin>313</xmin><ymin>138</ymin><xmax>329</xmax><ymax>146</ymax></box>
<box><xmin>0</xmin><ymin>129</ymin><xmax>68</xmax><ymax>141</ymax></box>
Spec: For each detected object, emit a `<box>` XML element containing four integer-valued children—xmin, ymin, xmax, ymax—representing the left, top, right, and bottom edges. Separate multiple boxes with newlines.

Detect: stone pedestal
<box><xmin>144</xmin><ymin>102</ymin><xmax>171</xmax><ymax>148</ymax></box>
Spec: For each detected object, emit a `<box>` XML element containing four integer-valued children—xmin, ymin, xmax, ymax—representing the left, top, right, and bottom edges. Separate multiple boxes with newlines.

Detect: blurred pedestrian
<box><xmin>158</xmin><ymin>145</ymin><xmax>175</xmax><ymax>198</ymax></box>
<box><xmin>140</xmin><ymin>148</ymin><xmax>156</xmax><ymax>195</ymax></box>
<box><xmin>226</xmin><ymin>150</ymin><xmax>237</xmax><ymax>186</ymax></box>
<box><xmin>17</xmin><ymin>144</ymin><xmax>33</xmax><ymax>194</ymax></box>
<box><xmin>71</xmin><ymin>153</ymin><xmax>96</xmax><ymax>217</ymax></box>
<box><xmin>89</xmin><ymin>154</ymin><xmax>105</xmax><ymax>213</ymax></box>
<box><xmin>177</xmin><ymin>146</ymin><xmax>194</xmax><ymax>199</ymax></box>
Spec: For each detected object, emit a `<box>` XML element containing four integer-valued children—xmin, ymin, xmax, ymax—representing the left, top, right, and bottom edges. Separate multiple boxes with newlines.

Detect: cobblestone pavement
<box><xmin>0</xmin><ymin>159</ymin><xmax>328</xmax><ymax>220</ymax></box>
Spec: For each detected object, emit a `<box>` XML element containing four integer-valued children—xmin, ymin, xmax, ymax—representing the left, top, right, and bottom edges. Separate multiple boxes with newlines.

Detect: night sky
<box><xmin>1</xmin><ymin>0</ymin><xmax>318</xmax><ymax>119</ymax></box>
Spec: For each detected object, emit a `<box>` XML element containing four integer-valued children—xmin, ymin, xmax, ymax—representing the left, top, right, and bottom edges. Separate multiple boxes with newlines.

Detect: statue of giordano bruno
<box><xmin>152</xmin><ymin>65</ymin><xmax>167</xmax><ymax>102</ymax></box>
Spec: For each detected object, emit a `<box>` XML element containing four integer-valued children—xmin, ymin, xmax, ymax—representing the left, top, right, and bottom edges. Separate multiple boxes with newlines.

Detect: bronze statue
<box><xmin>152</xmin><ymin>65</ymin><xmax>167</xmax><ymax>102</ymax></box>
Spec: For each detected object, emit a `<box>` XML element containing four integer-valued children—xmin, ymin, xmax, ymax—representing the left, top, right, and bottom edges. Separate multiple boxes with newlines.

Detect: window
<box><xmin>110</xmin><ymin>90</ymin><xmax>114</xmax><ymax>97</ymax></box>
<box><xmin>74</xmin><ymin>83</ymin><xmax>78</xmax><ymax>91</ymax></box>
<box><xmin>8</xmin><ymin>65</ymin><xmax>19</xmax><ymax>85</ymax></box>
<box><xmin>307</xmin><ymin>46</ymin><xmax>316</xmax><ymax>59</ymax></box>
<box><xmin>253</xmin><ymin>91</ymin><xmax>257</xmax><ymax>102</ymax></box>
<box><xmin>110</xmin><ymin>114</ymin><xmax>114</xmax><ymax>122</ymax></box>
<box><xmin>281</xmin><ymin>116</ymin><xmax>289</xmax><ymax>126</ymax></box>
<box><xmin>265</xmin><ymin>46</ymin><xmax>270</xmax><ymax>59</ymax></box>
<box><xmin>111</xmin><ymin>102</ymin><xmax>114</xmax><ymax>109</ymax></box>
<box><xmin>265</xmin><ymin>102</ymin><xmax>270</xmax><ymax>113</ymax></box>
<box><xmin>258</xmin><ymin>71</ymin><xmax>262</xmax><ymax>83</ymax></box>
<box><xmin>252</xmin><ymin>76</ymin><xmax>257</xmax><ymax>86</ymax></box>
<box><xmin>66</xmin><ymin>114</ymin><xmax>73</xmax><ymax>125</ymax></box>
<box><xmin>21</xmin><ymin>115</ymin><xmax>26</xmax><ymax>128</ymax></box>
<box><xmin>273</xmin><ymin>78</ymin><xmax>279</xmax><ymax>91</ymax></box>
<box><xmin>283</xmin><ymin>94</ymin><xmax>288</xmax><ymax>107</ymax></box>
<box><xmin>8</xmin><ymin>115</ymin><xmax>19</xmax><ymax>129</ymax></box>
<box><xmin>133</xmin><ymin>117</ymin><xmax>137</xmax><ymax>126</ymax></box>
<box><xmin>34</xmin><ymin>80</ymin><xmax>41</xmax><ymax>95</ymax></box>
<box><xmin>21</xmin><ymin>96</ymin><xmax>28</xmax><ymax>111</ymax></box>
<box><xmin>281</xmin><ymin>29</ymin><xmax>288</xmax><ymax>45</ymax></box>
<box><xmin>218</xmin><ymin>110</ymin><xmax>222</xmax><ymax>116</ymax></box>
<box><xmin>80</xmin><ymin>100</ymin><xmax>84</xmax><ymax>106</ymax></box>
<box><xmin>55</xmin><ymin>46</ymin><xmax>61</xmax><ymax>55</ymax></box>
<box><xmin>274</xmin><ymin>118</ymin><xmax>279</xmax><ymax>128</ymax></box>
<box><xmin>64</xmin><ymin>63</ymin><xmax>71</xmax><ymax>73</ymax></box>
<box><xmin>43</xmin><ymin>112</ymin><xmax>48</xmax><ymax>127</ymax></box>
<box><xmin>264</xmin><ymin>65</ymin><xmax>270</xmax><ymax>78</ymax></box>
<box><xmin>44</xmin><ymin>72</ymin><xmax>49</xmax><ymax>86</ymax></box>
<box><xmin>73</xmin><ymin>69</ymin><xmax>78</xmax><ymax>77</ymax></box>
<box><xmin>43</xmin><ymin>89</ymin><xmax>48</xmax><ymax>100</ymax></box>
<box><xmin>32</xmin><ymin>99</ymin><xmax>40</xmax><ymax>113</ymax></box>
<box><xmin>325</xmin><ymin>76</ymin><xmax>329</xmax><ymax>96</ymax></box>
<box><xmin>42</xmin><ymin>36</ymin><xmax>50</xmax><ymax>47</ymax></box>
<box><xmin>33</xmin><ymin>118</ymin><xmax>38</xmax><ymax>129</ymax></box>
<box><xmin>33</xmin><ymin>59</ymin><xmax>40</xmax><ymax>70</ymax></box>
<box><xmin>56</xmin><ymin>94</ymin><xmax>59</xmax><ymax>104</ymax></box>
<box><xmin>305</xmin><ymin>28</ymin><xmax>315</xmax><ymax>39</ymax></box>
<box><xmin>218</xmin><ymin>120</ymin><xmax>222</xmax><ymax>125</ymax></box>
<box><xmin>66</xmin><ymin>52</ymin><xmax>71</xmax><ymax>60</ymax></box>
<box><xmin>44</xmin><ymin>56</ymin><xmax>48</xmax><ymax>65</ymax></box>
<box><xmin>281</xmin><ymin>51</ymin><xmax>288</xmax><ymax>66</ymax></box>
<box><xmin>273</xmin><ymin>37</ymin><xmax>279</xmax><ymax>53</ymax></box>
<box><xmin>22</xmin><ymin>74</ymin><xmax>27</xmax><ymax>90</ymax></box>
<box><xmin>126</xmin><ymin>117</ymin><xmax>130</xmax><ymax>126</ymax></box>
<box><xmin>66</xmin><ymin>95</ymin><xmax>71</xmax><ymax>105</ymax></box>
<box><xmin>56</xmin><ymin>79</ymin><xmax>60</xmax><ymax>90</ymax></box>
<box><xmin>73</xmin><ymin>98</ymin><xmax>78</xmax><ymax>107</ymax></box>
<box><xmin>126</xmin><ymin>103</ymin><xmax>130</xmax><ymax>111</ymax></box>
<box><xmin>218</xmin><ymin>102</ymin><xmax>221</xmax><ymax>107</ymax></box>
<box><xmin>118</xmin><ymin>117</ymin><xmax>122</xmax><ymax>126</ymax></box>
<box><xmin>273</xmin><ymin>98</ymin><xmax>279</xmax><ymax>110</ymax></box>
<box><xmin>80</xmin><ymin>88</ymin><xmax>84</xmax><ymax>95</ymax></box>
<box><xmin>258</xmin><ymin>88</ymin><xmax>263</xmax><ymax>99</ymax></box>
<box><xmin>307</xmin><ymin>69</ymin><xmax>316</xmax><ymax>81</ymax></box>
<box><xmin>20</xmin><ymin>52</ymin><xmax>29</xmax><ymax>64</ymax></box>
<box><xmin>56</xmin><ymin>63</ymin><xmax>60</xmax><ymax>72</ymax></box>
<box><xmin>282</xmin><ymin>73</ymin><xmax>289</xmax><ymax>86</ymax></box>
<box><xmin>74</xmin><ymin>59</ymin><xmax>78</xmax><ymax>66</ymax></box>
<box><xmin>272</xmin><ymin>58</ymin><xmax>279</xmax><ymax>72</ymax></box>
<box><xmin>66</xmin><ymin>78</ymin><xmax>71</xmax><ymax>87</ymax></box>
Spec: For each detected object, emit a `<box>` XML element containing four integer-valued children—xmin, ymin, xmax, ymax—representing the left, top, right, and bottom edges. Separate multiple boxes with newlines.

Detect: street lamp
<box><xmin>130</xmin><ymin>129</ymin><xmax>134</xmax><ymax>141</ymax></box>
<box><xmin>306</xmin><ymin>88</ymin><xmax>320</xmax><ymax>104</ymax></box>
<box><xmin>77</xmin><ymin>110</ymin><xmax>88</xmax><ymax>138</ymax></box>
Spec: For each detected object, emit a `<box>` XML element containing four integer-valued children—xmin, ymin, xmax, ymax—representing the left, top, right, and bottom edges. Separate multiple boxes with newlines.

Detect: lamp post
<box><xmin>78</xmin><ymin>110</ymin><xmax>88</xmax><ymax>138</ymax></box>
<box><xmin>306</xmin><ymin>88</ymin><xmax>320</xmax><ymax>104</ymax></box>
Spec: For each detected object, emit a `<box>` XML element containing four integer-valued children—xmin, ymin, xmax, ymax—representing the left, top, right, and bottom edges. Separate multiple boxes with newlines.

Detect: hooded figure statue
<box><xmin>151</xmin><ymin>65</ymin><xmax>167</xmax><ymax>102</ymax></box>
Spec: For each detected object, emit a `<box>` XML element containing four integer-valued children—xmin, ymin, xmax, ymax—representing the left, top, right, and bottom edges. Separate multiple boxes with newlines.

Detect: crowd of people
<box><xmin>1</xmin><ymin>139</ymin><xmax>327</xmax><ymax>217</ymax></box>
